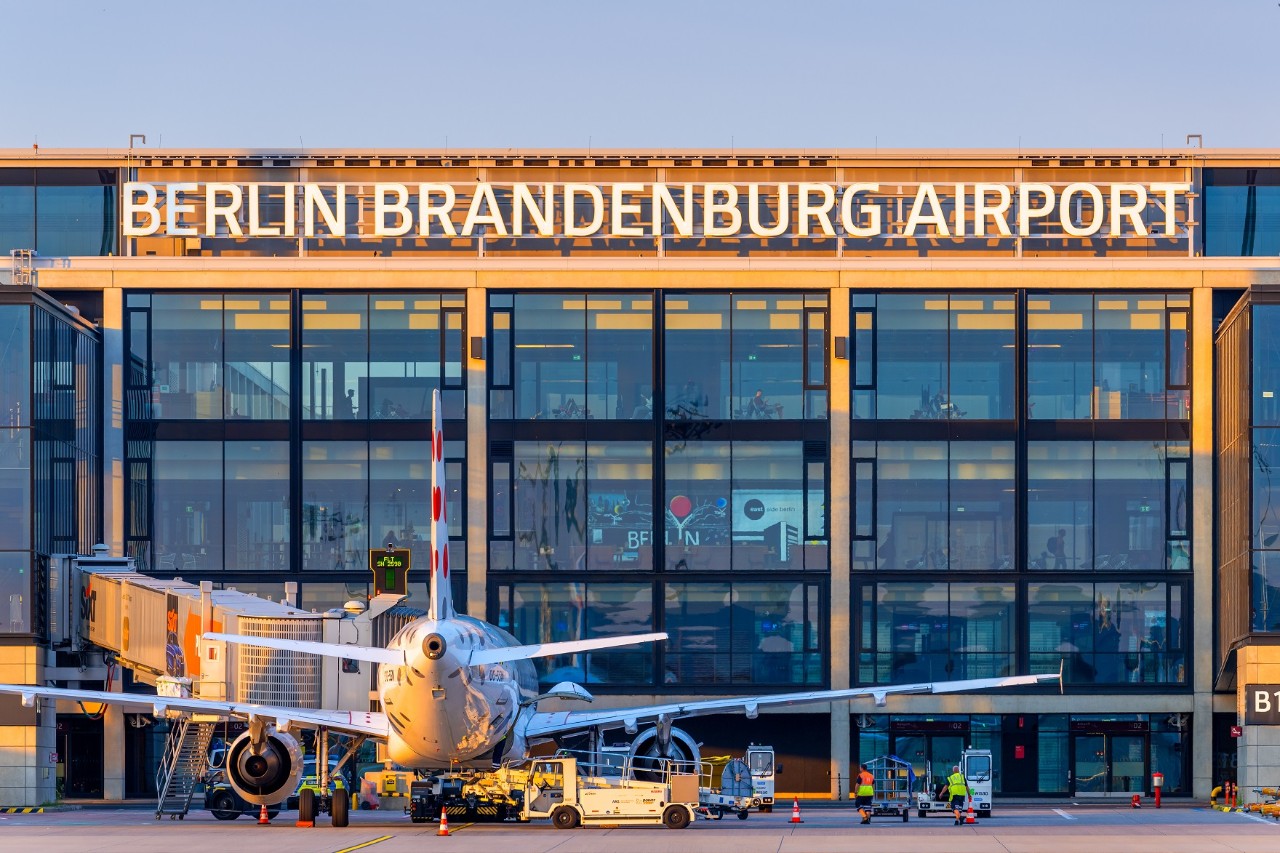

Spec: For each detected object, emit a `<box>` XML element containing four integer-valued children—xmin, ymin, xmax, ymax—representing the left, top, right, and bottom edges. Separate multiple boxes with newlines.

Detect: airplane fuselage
<box><xmin>379</xmin><ymin>614</ymin><xmax>539</xmax><ymax>767</ymax></box>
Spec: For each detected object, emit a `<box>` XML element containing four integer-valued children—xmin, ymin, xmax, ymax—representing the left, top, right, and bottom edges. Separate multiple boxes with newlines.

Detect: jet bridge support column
<box><xmin>103</xmin><ymin>682</ymin><xmax>125</xmax><ymax>800</ymax></box>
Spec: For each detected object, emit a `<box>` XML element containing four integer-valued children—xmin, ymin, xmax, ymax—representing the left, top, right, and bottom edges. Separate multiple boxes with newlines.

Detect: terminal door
<box><xmin>1072</xmin><ymin>733</ymin><xmax>1147</xmax><ymax>796</ymax></box>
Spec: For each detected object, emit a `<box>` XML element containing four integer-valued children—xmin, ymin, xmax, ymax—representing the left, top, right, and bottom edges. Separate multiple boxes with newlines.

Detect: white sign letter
<box><xmin>1060</xmin><ymin>183</ymin><xmax>1104</xmax><ymax>237</ymax></box>
<box><xmin>654</xmin><ymin>183</ymin><xmax>695</xmax><ymax>237</ymax></box>
<box><xmin>565</xmin><ymin>184</ymin><xmax>604</xmax><ymax>237</ymax></box>
<box><xmin>748</xmin><ymin>184</ymin><xmax>790</xmax><ymax>238</ymax></box>
<box><xmin>1110</xmin><ymin>184</ymin><xmax>1149</xmax><ymax>237</ymax></box>
<box><xmin>418</xmin><ymin>184</ymin><xmax>457</xmax><ymax>237</ymax></box>
<box><xmin>123</xmin><ymin>183</ymin><xmax>160</xmax><ymax>237</ymax></box>
<box><xmin>798</xmin><ymin>183</ymin><xmax>836</xmax><ymax>237</ymax></box>
<box><xmin>973</xmin><ymin>184</ymin><xmax>1012</xmax><ymax>237</ymax></box>
<box><xmin>704</xmin><ymin>184</ymin><xmax>741</xmax><ymax>237</ymax></box>
<box><xmin>462</xmin><ymin>183</ymin><xmax>508</xmax><ymax>237</ymax></box>
<box><xmin>165</xmin><ymin>183</ymin><xmax>198</xmax><ymax>237</ymax></box>
<box><xmin>611</xmin><ymin>183</ymin><xmax>646</xmax><ymax>237</ymax></box>
<box><xmin>247</xmin><ymin>185</ymin><xmax>281</xmax><ymax>236</ymax></box>
<box><xmin>840</xmin><ymin>183</ymin><xmax>880</xmax><ymax>238</ymax></box>
<box><xmin>1017</xmin><ymin>183</ymin><xmax>1056</xmax><ymax>236</ymax></box>
<box><xmin>304</xmin><ymin>184</ymin><xmax>345</xmax><ymax>238</ymax></box>
<box><xmin>513</xmin><ymin>184</ymin><xmax>554</xmax><ymax>236</ymax></box>
<box><xmin>1149</xmin><ymin>183</ymin><xmax>1188</xmax><ymax>237</ymax></box>
<box><xmin>904</xmin><ymin>183</ymin><xmax>950</xmax><ymax>238</ymax></box>
<box><xmin>205</xmin><ymin>183</ymin><xmax>244</xmax><ymax>237</ymax></box>
<box><xmin>374</xmin><ymin>184</ymin><xmax>412</xmax><ymax>237</ymax></box>
<box><xmin>1255</xmin><ymin>689</ymin><xmax>1272</xmax><ymax>715</ymax></box>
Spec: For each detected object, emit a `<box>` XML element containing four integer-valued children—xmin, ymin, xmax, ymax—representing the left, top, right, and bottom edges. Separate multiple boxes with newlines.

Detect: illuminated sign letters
<box><xmin>1245</xmin><ymin>684</ymin><xmax>1280</xmax><ymax>725</ymax></box>
<box><xmin>123</xmin><ymin>180</ymin><xmax>1190</xmax><ymax>241</ymax></box>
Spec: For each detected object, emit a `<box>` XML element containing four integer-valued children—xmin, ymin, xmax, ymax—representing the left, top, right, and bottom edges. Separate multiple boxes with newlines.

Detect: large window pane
<box><xmin>1255</xmin><ymin>306</ymin><xmax>1280</xmax><ymax>427</ymax></box>
<box><xmin>0</xmin><ymin>552</ymin><xmax>31</xmax><ymax>634</ymax></box>
<box><xmin>876</xmin><ymin>295</ymin><xmax>947</xmax><ymax>420</ymax></box>
<box><xmin>665</xmin><ymin>581</ymin><xmax>821</xmax><ymax>686</ymax></box>
<box><xmin>1254</xmin><ymin>428</ymin><xmax>1280</xmax><ymax>550</ymax></box>
<box><xmin>513</xmin><ymin>294</ymin><xmax>586</xmax><ymax>420</ymax></box>
<box><xmin>226</xmin><ymin>442</ymin><xmax>289</xmax><ymax>571</ymax></box>
<box><xmin>302</xmin><ymin>442</ymin><xmax>368</xmax><ymax>571</ymax></box>
<box><xmin>664</xmin><ymin>441</ymin><xmax>730</xmax><ymax>570</ymax></box>
<box><xmin>873</xmin><ymin>442</ymin><xmax>947</xmax><ymax>570</ymax></box>
<box><xmin>860</xmin><ymin>582</ymin><xmax>1015</xmax><ymax>684</ymax></box>
<box><xmin>1095</xmin><ymin>295</ymin><xmax>1168</xmax><ymax>419</ymax></box>
<box><xmin>303</xmin><ymin>294</ymin><xmax>367</xmax><ymax>420</ymax></box>
<box><xmin>0</xmin><ymin>432</ymin><xmax>29</xmax><ymax>550</ymax></box>
<box><xmin>36</xmin><ymin>179</ymin><xmax>116</xmax><ymax>257</ymax></box>
<box><xmin>224</xmin><ymin>295</ymin><xmax>289</xmax><ymax>419</ymax></box>
<box><xmin>1028</xmin><ymin>294</ymin><xmax>1093</xmax><ymax>419</ymax></box>
<box><xmin>369</xmin><ymin>294</ymin><xmax>457</xmax><ymax>419</ymax></box>
<box><xmin>153</xmin><ymin>441</ymin><xmax>222</xmax><ymax>573</ymax></box>
<box><xmin>587</xmin><ymin>294</ymin><xmax>653</xmax><ymax>420</ymax></box>
<box><xmin>1095</xmin><ymin>441</ymin><xmax>1175</xmax><ymax>571</ymax></box>
<box><xmin>150</xmin><ymin>295</ymin><xmax>222</xmax><ymax>420</ymax></box>
<box><xmin>732</xmin><ymin>443</ymin><xmax>804</xmax><ymax>570</ymax></box>
<box><xmin>1027</xmin><ymin>442</ymin><xmax>1091</xmax><ymax>570</ymax></box>
<box><xmin>585</xmin><ymin>442</ymin><xmax>653</xmax><ymax>570</ymax></box>
<box><xmin>950</xmin><ymin>294</ymin><xmax>1015</xmax><ymax>420</ymax></box>
<box><xmin>732</xmin><ymin>294</ymin><xmax>803</xmax><ymax>419</ymax></box>
<box><xmin>0</xmin><ymin>305</ymin><xmax>29</xmax><ymax>428</ymax></box>
<box><xmin>665</xmin><ymin>294</ymin><xmax>728</xmax><ymax>419</ymax></box>
<box><xmin>950</xmin><ymin>443</ymin><xmax>1015</xmax><ymax>571</ymax></box>
<box><xmin>512</xmin><ymin>441</ymin><xmax>586</xmax><ymax>571</ymax></box>
<box><xmin>0</xmin><ymin>180</ymin><xmax>35</xmax><ymax>258</ymax></box>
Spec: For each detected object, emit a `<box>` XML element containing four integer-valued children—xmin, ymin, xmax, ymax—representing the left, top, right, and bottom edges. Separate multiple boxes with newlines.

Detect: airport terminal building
<box><xmin>1</xmin><ymin>146</ymin><xmax>1279</xmax><ymax>803</ymax></box>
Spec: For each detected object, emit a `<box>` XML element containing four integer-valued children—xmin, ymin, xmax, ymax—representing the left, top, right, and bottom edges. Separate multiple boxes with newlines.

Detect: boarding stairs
<box><xmin>155</xmin><ymin>718</ymin><xmax>215</xmax><ymax>819</ymax></box>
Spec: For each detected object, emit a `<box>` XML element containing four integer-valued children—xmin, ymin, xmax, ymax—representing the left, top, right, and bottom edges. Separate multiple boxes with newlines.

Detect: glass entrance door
<box><xmin>1072</xmin><ymin>733</ymin><xmax>1148</xmax><ymax>795</ymax></box>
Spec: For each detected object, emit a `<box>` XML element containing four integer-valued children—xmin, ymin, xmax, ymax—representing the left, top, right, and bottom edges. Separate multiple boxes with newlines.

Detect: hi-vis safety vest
<box><xmin>947</xmin><ymin>771</ymin><xmax>968</xmax><ymax>798</ymax></box>
<box><xmin>856</xmin><ymin>771</ymin><xmax>875</xmax><ymax>797</ymax></box>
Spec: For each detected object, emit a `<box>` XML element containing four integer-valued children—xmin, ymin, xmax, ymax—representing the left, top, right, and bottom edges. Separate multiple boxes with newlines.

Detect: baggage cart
<box><xmin>864</xmin><ymin>755</ymin><xmax>915</xmax><ymax>822</ymax></box>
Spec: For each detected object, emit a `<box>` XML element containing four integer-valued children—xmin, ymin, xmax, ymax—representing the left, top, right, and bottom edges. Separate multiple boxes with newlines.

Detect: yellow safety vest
<box><xmin>856</xmin><ymin>771</ymin><xmax>874</xmax><ymax>797</ymax></box>
<box><xmin>947</xmin><ymin>772</ymin><xmax>968</xmax><ymax>798</ymax></box>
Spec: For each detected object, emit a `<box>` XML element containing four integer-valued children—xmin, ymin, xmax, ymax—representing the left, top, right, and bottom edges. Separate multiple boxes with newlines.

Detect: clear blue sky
<box><xmin>3</xmin><ymin>0</ymin><xmax>1274</xmax><ymax>151</ymax></box>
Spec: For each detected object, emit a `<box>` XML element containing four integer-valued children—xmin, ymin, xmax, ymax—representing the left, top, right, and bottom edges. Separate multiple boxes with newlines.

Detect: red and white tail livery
<box><xmin>429</xmin><ymin>389</ymin><xmax>453</xmax><ymax>622</ymax></box>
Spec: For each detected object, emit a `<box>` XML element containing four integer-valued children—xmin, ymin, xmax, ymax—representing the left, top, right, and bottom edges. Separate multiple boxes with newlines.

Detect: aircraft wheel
<box><xmin>331</xmin><ymin>791</ymin><xmax>350</xmax><ymax>827</ymax></box>
<box><xmin>663</xmin><ymin>805</ymin><xmax>691</xmax><ymax>830</ymax></box>
<box><xmin>902</xmin><ymin>810</ymin><xmax>909</xmax><ymax>822</ymax></box>
<box><xmin>299</xmin><ymin>789</ymin><xmax>316</xmax><ymax>824</ymax></box>
<box><xmin>552</xmin><ymin>806</ymin><xmax>580</xmax><ymax>829</ymax></box>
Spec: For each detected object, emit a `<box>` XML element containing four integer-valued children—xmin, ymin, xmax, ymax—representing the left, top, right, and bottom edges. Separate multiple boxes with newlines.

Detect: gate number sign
<box><xmin>1245</xmin><ymin>684</ymin><xmax>1280</xmax><ymax>725</ymax></box>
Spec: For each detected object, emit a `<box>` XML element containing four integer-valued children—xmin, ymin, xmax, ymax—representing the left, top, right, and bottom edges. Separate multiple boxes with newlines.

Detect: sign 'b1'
<box><xmin>1244</xmin><ymin>684</ymin><xmax>1280</xmax><ymax>725</ymax></box>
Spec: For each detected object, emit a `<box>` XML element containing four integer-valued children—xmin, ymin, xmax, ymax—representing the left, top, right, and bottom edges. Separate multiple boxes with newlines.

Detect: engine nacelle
<box><xmin>225</xmin><ymin>727</ymin><xmax>303</xmax><ymax>806</ymax></box>
<box><xmin>627</xmin><ymin>725</ymin><xmax>701</xmax><ymax>781</ymax></box>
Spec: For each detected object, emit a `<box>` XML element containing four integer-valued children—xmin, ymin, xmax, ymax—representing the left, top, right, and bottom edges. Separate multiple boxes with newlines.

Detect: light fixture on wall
<box><xmin>834</xmin><ymin>337</ymin><xmax>849</xmax><ymax>359</ymax></box>
<box><xmin>470</xmin><ymin>336</ymin><xmax>485</xmax><ymax>360</ymax></box>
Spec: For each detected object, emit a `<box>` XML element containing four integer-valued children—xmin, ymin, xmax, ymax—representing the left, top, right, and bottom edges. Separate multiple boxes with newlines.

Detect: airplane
<box><xmin>0</xmin><ymin>390</ymin><xmax>1062</xmax><ymax>826</ymax></box>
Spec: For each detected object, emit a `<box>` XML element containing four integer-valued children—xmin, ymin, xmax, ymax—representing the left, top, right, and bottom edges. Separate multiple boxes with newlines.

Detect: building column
<box><xmin>101</xmin><ymin>675</ymin><xmax>125</xmax><ymax>800</ymax></box>
<box><xmin>465</xmin><ymin>280</ymin><xmax>488</xmax><ymax>620</ymax></box>
<box><xmin>1190</xmin><ymin>284</ymin><xmax>1214</xmax><ymax>799</ymax></box>
<box><xmin>829</xmin><ymin>282</ymin><xmax>851</xmax><ymax>799</ymax></box>
<box><xmin>102</xmin><ymin>283</ymin><xmax>125</xmax><ymax>556</ymax></box>
<box><xmin>0</xmin><ymin>645</ymin><xmax>53</xmax><ymax>807</ymax></box>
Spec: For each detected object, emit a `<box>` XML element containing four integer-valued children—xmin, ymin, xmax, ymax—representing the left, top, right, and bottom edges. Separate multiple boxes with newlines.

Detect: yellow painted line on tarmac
<box><xmin>332</xmin><ymin>835</ymin><xmax>393</xmax><ymax>853</ymax></box>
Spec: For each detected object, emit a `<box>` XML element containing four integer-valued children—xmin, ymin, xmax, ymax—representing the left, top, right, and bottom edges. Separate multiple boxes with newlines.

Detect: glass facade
<box><xmin>0</xmin><ymin>295</ymin><xmax>100</xmax><ymax>639</ymax></box>
<box><xmin>122</xmin><ymin>292</ymin><xmax>466</xmax><ymax>609</ymax></box>
<box><xmin>0</xmin><ymin>168</ymin><xmax>118</xmax><ymax>259</ymax></box>
<box><xmin>489</xmin><ymin>289</ymin><xmax>830</xmax><ymax>690</ymax></box>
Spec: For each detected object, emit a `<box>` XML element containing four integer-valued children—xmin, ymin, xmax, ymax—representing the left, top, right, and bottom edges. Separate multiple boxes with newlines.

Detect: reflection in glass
<box><xmin>872</xmin><ymin>442</ymin><xmax>947</xmax><ymax>570</ymax></box>
<box><xmin>513</xmin><ymin>295</ymin><xmax>586</xmax><ymax>420</ymax></box>
<box><xmin>369</xmin><ymin>294</ymin><xmax>461</xmax><ymax>419</ymax></box>
<box><xmin>303</xmin><ymin>294</ymin><xmax>367</xmax><ymax>420</ymax></box>
<box><xmin>587</xmin><ymin>295</ymin><xmax>653</xmax><ymax>420</ymax></box>
<box><xmin>1028</xmin><ymin>294</ymin><xmax>1092</xmax><ymax>419</ymax></box>
<box><xmin>0</xmin><ymin>183</ymin><xmax>35</xmax><ymax>258</ymax></box>
<box><xmin>0</xmin><ymin>432</ymin><xmax>29</xmax><ymax>550</ymax></box>
<box><xmin>150</xmin><ymin>295</ymin><xmax>222</xmax><ymax>420</ymax></box>
<box><xmin>227</xmin><ymin>442</ymin><xmax>289</xmax><ymax>571</ymax></box>
<box><xmin>0</xmin><ymin>552</ymin><xmax>31</xmax><ymax>634</ymax></box>
<box><xmin>302</xmin><ymin>442</ymin><xmax>367</xmax><ymax>571</ymax></box>
<box><xmin>512</xmin><ymin>441</ymin><xmax>586</xmax><ymax>571</ymax></box>
<box><xmin>224</xmin><ymin>295</ymin><xmax>289</xmax><ymax>419</ymax></box>
<box><xmin>154</xmin><ymin>441</ymin><xmax>223</xmax><ymax>573</ymax></box>
<box><xmin>585</xmin><ymin>442</ymin><xmax>654</xmax><ymax>570</ymax></box>
<box><xmin>665</xmin><ymin>293</ymin><xmax>727</xmax><ymax>419</ymax></box>
<box><xmin>0</xmin><ymin>306</ymin><xmax>28</xmax><ymax>427</ymax></box>
<box><xmin>1254</xmin><ymin>306</ymin><xmax>1280</xmax><ymax>427</ymax></box>
<box><xmin>1027</xmin><ymin>442</ymin><xmax>1091</xmax><ymax>570</ymax></box>
<box><xmin>664</xmin><ymin>581</ymin><xmax>821</xmax><ymax>686</ymax></box>
<box><xmin>664</xmin><ymin>441</ymin><xmax>730</xmax><ymax>570</ymax></box>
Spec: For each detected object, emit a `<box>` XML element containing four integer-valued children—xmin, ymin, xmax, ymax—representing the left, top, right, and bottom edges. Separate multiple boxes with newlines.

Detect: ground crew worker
<box><xmin>855</xmin><ymin>763</ymin><xmax>875</xmax><ymax>824</ymax></box>
<box><xmin>942</xmin><ymin>764</ymin><xmax>968</xmax><ymax>825</ymax></box>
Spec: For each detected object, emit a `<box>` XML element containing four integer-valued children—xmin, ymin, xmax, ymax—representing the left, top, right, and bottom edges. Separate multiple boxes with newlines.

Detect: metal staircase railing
<box><xmin>155</xmin><ymin>718</ymin><xmax>214</xmax><ymax>819</ymax></box>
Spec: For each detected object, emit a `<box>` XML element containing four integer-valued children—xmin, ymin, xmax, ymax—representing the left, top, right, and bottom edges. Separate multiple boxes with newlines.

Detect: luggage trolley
<box><xmin>864</xmin><ymin>755</ymin><xmax>915</xmax><ymax>822</ymax></box>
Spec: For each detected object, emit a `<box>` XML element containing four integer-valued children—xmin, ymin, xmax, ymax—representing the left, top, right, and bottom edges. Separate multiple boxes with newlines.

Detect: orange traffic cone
<box><xmin>437</xmin><ymin>808</ymin><xmax>451</xmax><ymax>837</ymax></box>
<box><xmin>965</xmin><ymin>797</ymin><xmax>977</xmax><ymax>824</ymax></box>
<box><xmin>257</xmin><ymin>803</ymin><xmax>271</xmax><ymax>825</ymax></box>
<box><xmin>790</xmin><ymin>796</ymin><xmax>803</xmax><ymax>824</ymax></box>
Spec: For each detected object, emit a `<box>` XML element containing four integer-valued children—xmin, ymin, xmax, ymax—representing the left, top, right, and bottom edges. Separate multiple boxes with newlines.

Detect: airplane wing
<box><xmin>0</xmin><ymin>684</ymin><xmax>389</xmax><ymax>739</ymax></box>
<box><xmin>522</xmin><ymin>670</ymin><xmax>1062</xmax><ymax>740</ymax></box>
<box><xmin>202</xmin><ymin>632</ymin><xmax>405</xmax><ymax>666</ymax></box>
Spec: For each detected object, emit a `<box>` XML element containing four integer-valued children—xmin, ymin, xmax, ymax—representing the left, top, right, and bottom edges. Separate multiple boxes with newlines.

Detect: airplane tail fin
<box><xmin>430</xmin><ymin>389</ymin><xmax>454</xmax><ymax>622</ymax></box>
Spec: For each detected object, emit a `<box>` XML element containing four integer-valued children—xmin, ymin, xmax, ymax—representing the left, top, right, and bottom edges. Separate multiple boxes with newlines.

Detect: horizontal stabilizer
<box><xmin>469</xmin><ymin>632</ymin><xmax>668</xmax><ymax>667</ymax></box>
<box><xmin>202</xmin><ymin>632</ymin><xmax>405</xmax><ymax>666</ymax></box>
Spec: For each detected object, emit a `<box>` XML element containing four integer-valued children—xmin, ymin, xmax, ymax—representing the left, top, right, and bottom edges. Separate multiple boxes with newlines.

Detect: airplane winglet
<box><xmin>1058</xmin><ymin>658</ymin><xmax>1065</xmax><ymax>694</ymax></box>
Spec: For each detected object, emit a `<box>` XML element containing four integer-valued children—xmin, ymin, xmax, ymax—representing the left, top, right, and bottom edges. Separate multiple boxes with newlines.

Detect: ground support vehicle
<box><xmin>915</xmin><ymin>749</ymin><xmax>994</xmax><ymax>819</ymax></box>
<box><xmin>747</xmin><ymin>744</ymin><xmax>776</xmax><ymax>812</ymax></box>
<box><xmin>407</xmin><ymin>771</ymin><xmax>519</xmax><ymax>823</ymax></box>
<box><xmin>518</xmin><ymin>756</ymin><xmax>699</xmax><ymax>829</ymax></box>
<box><xmin>864</xmin><ymin>755</ymin><xmax>915</xmax><ymax>822</ymax></box>
<box><xmin>696</xmin><ymin>758</ymin><xmax>758</xmax><ymax>820</ymax></box>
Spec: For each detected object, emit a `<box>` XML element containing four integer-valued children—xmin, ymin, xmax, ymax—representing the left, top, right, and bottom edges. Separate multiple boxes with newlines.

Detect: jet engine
<box><xmin>627</xmin><ymin>725</ymin><xmax>701</xmax><ymax>781</ymax></box>
<box><xmin>225</xmin><ymin>726</ymin><xmax>303</xmax><ymax>805</ymax></box>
